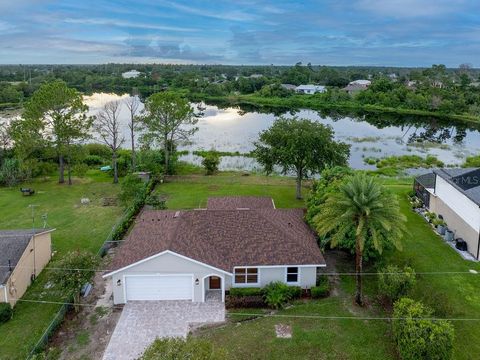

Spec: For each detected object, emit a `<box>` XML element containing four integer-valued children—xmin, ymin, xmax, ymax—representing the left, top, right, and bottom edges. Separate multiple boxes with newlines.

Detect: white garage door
<box><xmin>125</xmin><ymin>275</ymin><xmax>193</xmax><ymax>301</ymax></box>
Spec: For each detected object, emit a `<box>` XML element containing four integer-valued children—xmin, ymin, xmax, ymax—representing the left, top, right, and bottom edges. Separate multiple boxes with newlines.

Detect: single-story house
<box><xmin>295</xmin><ymin>84</ymin><xmax>326</xmax><ymax>94</ymax></box>
<box><xmin>414</xmin><ymin>168</ymin><xmax>480</xmax><ymax>259</ymax></box>
<box><xmin>343</xmin><ymin>79</ymin><xmax>371</xmax><ymax>94</ymax></box>
<box><xmin>104</xmin><ymin>197</ymin><xmax>325</xmax><ymax>304</ymax></box>
<box><xmin>0</xmin><ymin>229</ymin><xmax>54</xmax><ymax>305</ymax></box>
<box><xmin>121</xmin><ymin>70</ymin><xmax>141</xmax><ymax>79</ymax></box>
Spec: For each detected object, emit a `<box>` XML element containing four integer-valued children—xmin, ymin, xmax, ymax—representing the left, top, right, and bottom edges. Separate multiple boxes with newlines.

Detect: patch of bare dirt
<box><xmin>46</xmin><ymin>252</ymin><xmax>122</xmax><ymax>360</ymax></box>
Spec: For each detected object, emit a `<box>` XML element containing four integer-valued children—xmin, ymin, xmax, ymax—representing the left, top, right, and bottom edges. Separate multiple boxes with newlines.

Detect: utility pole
<box><xmin>28</xmin><ymin>204</ymin><xmax>39</xmax><ymax>278</ymax></box>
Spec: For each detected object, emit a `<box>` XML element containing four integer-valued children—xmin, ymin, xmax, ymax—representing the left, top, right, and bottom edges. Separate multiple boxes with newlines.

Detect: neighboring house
<box><xmin>280</xmin><ymin>83</ymin><xmax>297</xmax><ymax>91</ymax></box>
<box><xmin>295</xmin><ymin>85</ymin><xmax>326</xmax><ymax>94</ymax></box>
<box><xmin>0</xmin><ymin>229</ymin><xmax>54</xmax><ymax>305</ymax></box>
<box><xmin>104</xmin><ymin>197</ymin><xmax>325</xmax><ymax>304</ymax></box>
<box><xmin>414</xmin><ymin>168</ymin><xmax>480</xmax><ymax>260</ymax></box>
<box><xmin>122</xmin><ymin>70</ymin><xmax>141</xmax><ymax>79</ymax></box>
<box><xmin>343</xmin><ymin>79</ymin><xmax>371</xmax><ymax>94</ymax></box>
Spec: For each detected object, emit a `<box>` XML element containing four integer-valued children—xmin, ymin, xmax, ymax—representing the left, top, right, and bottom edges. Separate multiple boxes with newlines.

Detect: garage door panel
<box><xmin>125</xmin><ymin>275</ymin><xmax>193</xmax><ymax>301</ymax></box>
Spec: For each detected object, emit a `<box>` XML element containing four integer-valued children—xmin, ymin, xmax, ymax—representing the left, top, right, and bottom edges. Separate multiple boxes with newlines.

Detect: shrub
<box><xmin>0</xmin><ymin>158</ymin><xmax>24</xmax><ymax>186</ymax></box>
<box><xmin>140</xmin><ymin>337</ymin><xmax>228</xmax><ymax>360</ymax></box>
<box><xmin>262</xmin><ymin>282</ymin><xmax>300</xmax><ymax>309</ymax></box>
<box><xmin>226</xmin><ymin>295</ymin><xmax>265</xmax><ymax>308</ymax></box>
<box><xmin>0</xmin><ymin>303</ymin><xmax>12</xmax><ymax>323</ymax></box>
<box><xmin>378</xmin><ymin>265</ymin><xmax>416</xmax><ymax>302</ymax></box>
<box><xmin>84</xmin><ymin>143</ymin><xmax>111</xmax><ymax>158</ymax></box>
<box><xmin>393</xmin><ymin>298</ymin><xmax>454</xmax><ymax>360</ymax></box>
<box><xmin>145</xmin><ymin>195</ymin><xmax>166</xmax><ymax>210</ymax></box>
<box><xmin>311</xmin><ymin>284</ymin><xmax>329</xmax><ymax>298</ymax></box>
<box><xmin>202</xmin><ymin>153</ymin><xmax>220</xmax><ymax>175</ymax></box>
<box><xmin>229</xmin><ymin>287</ymin><xmax>263</xmax><ymax>297</ymax></box>
<box><xmin>136</xmin><ymin>149</ymin><xmax>165</xmax><ymax>175</ymax></box>
<box><xmin>118</xmin><ymin>174</ymin><xmax>146</xmax><ymax>208</ymax></box>
<box><xmin>286</xmin><ymin>286</ymin><xmax>302</xmax><ymax>299</ymax></box>
<box><xmin>72</xmin><ymin>163</ymin><xmax>89</xmax><ymax>178</ymax></box>
<box><xmin>35</xmin><ymin>161</ymin><xmax>58</xmax><ymax>176</ymax></box>
<box><xmin>83</xmin><ymin>155</ymin><xmax>105</xmax><ymax>166</ymax></box>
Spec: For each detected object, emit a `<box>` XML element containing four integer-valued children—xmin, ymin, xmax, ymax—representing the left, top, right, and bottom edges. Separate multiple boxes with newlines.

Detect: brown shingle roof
<box><xmin>109</xmin><ymin>200</ymin><xmax>324</xmax><ymax>273</ymax></box>
<box><xmin>207</xmin><ymin>196</ymin><xmax>275</xmax><ymax>210</ymax></box>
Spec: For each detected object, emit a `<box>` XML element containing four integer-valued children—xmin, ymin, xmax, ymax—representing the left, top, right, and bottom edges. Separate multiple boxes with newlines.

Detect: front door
<box><xmin>209</xmin><ymin>276</ymin><xmax>221</xmax><ymax>290</ymax></box>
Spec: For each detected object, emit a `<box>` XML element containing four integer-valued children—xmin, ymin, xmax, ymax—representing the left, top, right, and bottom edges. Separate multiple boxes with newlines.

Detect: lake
<box><xmin>3</xmin><ymin>93</ymin><xmax>480</xmax><ymax>172</ymax></box>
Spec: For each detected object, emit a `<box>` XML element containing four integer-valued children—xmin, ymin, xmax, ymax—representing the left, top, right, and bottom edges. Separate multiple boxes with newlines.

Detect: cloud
<box><xmin>157</xmin><ymin>0</ymin><xmax>257</xmax><ymax>22</ymax></box>
<box><xmin>120</xmin><ymin>38</ymin><xmax>224</xmax><ymax>62</ymax></box>
<box><xmin>356</xmin><ymin>0</ymin><xmax>464</xmax><ymax>18</ymax></box>
<box><xmin>63</xmin><ymin>17</ymin><xmax>198</xmax><ymax>32</ymax></box>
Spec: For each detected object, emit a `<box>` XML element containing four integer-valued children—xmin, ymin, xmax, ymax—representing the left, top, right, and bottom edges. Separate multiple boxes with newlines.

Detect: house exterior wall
<box><xmin>110</xmin><ymin>251</ymin><xmax>322</xmax><ymax>304</ymax></box>
<box><xmin>230</xmin><ymin>266</ymin><xmax>318</xmax><ymax>289</ymax></box>
<box><xmin>431</xmin><ymin>195</ymin><xmax>479</xmax><ymax>258</ymax></box>
<box><xmin>434</xmin><ymin>176</ymin><xmax>480</xmax><ymax>231</ymax></box>
<box><xmin>1</xmin><ymin>232</ymin><xmax>52</xmax><ymax>306</ymax></box>
<box><xmin>0</xmin><ymin>286</ymin><xmax>6</xmax><ymax>303</ymax></box>
<box><xmin>111</xmin><ymin>252</ymin><xmax>229</xmax><ymax>304</ymax></box>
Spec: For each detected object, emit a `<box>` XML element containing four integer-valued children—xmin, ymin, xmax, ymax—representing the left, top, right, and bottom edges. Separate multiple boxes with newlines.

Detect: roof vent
<box><xmin>236</xmin><ymin>207</ymin><xmax>250</xmax><ymax>210</ymax></box>
<box><xmin>288</xmin><ymin>222</ymin><xmax>293</xmax><ymax>228</ymax></box>
<box><xmin>174</xmin><ymin>211</ymin><xmax>180</xmax><ymax>218</ymax></box>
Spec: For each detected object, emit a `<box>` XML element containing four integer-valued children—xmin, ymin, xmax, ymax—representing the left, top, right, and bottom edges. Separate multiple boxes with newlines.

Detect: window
<box><xmin>234</xmin><ymin>267</ymin><xmax>258</xmax><ymax>284</ymax></box>
<box><xmin>286</xmin><ymin>267</ymin><xmax>299</xmax><ymax>283</ymax></box>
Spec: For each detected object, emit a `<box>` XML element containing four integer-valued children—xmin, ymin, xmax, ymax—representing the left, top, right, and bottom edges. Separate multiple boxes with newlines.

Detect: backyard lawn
<box><xmin>156</xmin><ymin>173</ymin><xmax>307</xmax><ymax>209</ymax></box>
<box><xmin>0</xmin><ymin>171</ymin><xmax>122</xmax><ymax>360</ymax></box>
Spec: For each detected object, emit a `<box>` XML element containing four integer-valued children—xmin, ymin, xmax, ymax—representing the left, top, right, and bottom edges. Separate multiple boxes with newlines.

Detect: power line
<box><xmin>0</xmin><ymin>263</ymin><xmax>478</xmax><ymax>276</ymax></box>
<box><xmin>9</xmin><ymin>298</ymin><xmax>480</xmax><ymax>322</ymax></box>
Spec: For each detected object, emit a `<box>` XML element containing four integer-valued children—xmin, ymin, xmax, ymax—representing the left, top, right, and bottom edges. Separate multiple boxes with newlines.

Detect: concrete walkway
<box><xmin>102</xmin><ymin>301</ymin><xmax>225</xmax><ymax>360</ymax></box>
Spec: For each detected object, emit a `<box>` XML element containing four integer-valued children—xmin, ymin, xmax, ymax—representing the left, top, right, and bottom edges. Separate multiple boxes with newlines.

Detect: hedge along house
<box><xmin>0</xmin><ymin>229</ymin><xmax>54</xmax><ymax>306</ymax></box>
<box><xmin>414</xmin><ymin>168</ymin><xmax>480</xmax><ymax>260</ymax></box>
<box><xmin>103</xmin><ymin>197</ymin><xmax>326</xmax><ymax>304</ymax></box>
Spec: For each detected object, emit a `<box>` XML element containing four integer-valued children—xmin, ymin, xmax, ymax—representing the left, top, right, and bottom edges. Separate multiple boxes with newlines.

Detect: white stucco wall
<box><xmin>110</xmin><ymin>252</ymin><xmax>230</xmax><ymax>304</ymax></box>
<box><xmin>108</xmin><ymin>251</ymin><xmax>322</xmax><ymax>304</ymax></box>
<box><xmin>231</xmin><ymin>266</ymin><xmax>318</xmax><ymax>289</ymax></box>
<box><xmin>435</xmin><ymin>176</ymin><xmax>480</xmax><ymax>231</ymax></box>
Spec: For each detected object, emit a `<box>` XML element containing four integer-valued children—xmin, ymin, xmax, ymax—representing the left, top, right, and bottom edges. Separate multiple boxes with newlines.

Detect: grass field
<box><xmin>0</xmin><ymin>171</ymin><xmax>122</xmax><ymax>360</ymax></box>
<box><xmin>157</xmin><ymin>175</ymin><xmax>480</xmax><ymax>360</ymax></box>
<box><xmin>156</xmin><ymin>172</ymin><xmax>307</xmax><ymax>209</ymax></box>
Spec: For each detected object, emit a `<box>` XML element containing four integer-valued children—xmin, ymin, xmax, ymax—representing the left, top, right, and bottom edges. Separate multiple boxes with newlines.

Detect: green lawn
<box><xmin>156</xmin><ymin>173</ymin><xmax>306</xmax><ymax>209</ymax></box>
<box><xmin>386</xmin><ymin>185</ymin><xmax>480</xmax><ymax>360</ymax></box>
<box><xmin>157</xmin><ymin>175</ymin><xmax>480</xmax><ymax>360</ymax></box>
<box><xmin>0</xmin><ymin>171</ymin><xmax>122</xmax><ymax>360</ymax></box>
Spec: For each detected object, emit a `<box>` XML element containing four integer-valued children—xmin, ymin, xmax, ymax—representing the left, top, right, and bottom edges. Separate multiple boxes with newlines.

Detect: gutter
<box><xmin>477</xmin><ymin>222</ymin><xmax>480</xmax><ymax>261</ymax></box>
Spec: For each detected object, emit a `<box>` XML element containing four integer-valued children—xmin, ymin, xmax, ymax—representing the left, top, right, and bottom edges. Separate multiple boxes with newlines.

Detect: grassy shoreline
<box><xmin>192</xmin><ymin>94</ymin><xmax>480</xmax><ymax>125</ymax></box>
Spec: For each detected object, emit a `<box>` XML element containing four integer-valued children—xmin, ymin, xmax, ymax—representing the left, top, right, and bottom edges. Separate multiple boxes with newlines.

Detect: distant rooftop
<box><xmin>296</xmin><ymin>84</ymin><xmax>326</xmax><ymax>91</ymax></box>
<box><xmin>348</xmin><ymin>79</ymin><xmax>371</xmax><ymax>86</ymax></box>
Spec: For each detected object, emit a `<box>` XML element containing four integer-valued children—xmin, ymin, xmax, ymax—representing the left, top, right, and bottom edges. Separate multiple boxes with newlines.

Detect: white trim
<box><xmin>103</xmin><ymin>250</ymin><xmax>232</xmax><ymax>278</ymax></box>
<box><xmin>33</xmin><ymin>228</ymin><xmax>56</xmax><ymax>237</ymax></box>
<box><xmin>233</xmin><ymin>267</ymin><xmax>260</xmax><ymax>287</ymax></box>
<box><xmin>123</xmin><ymin>273</ymin><xmax>194</xmax><ymax>302</ymax></box>
<box><xmin>201</xmin><ymin>274</ymin><xmax>225</xmax><ymax>302</ymax></box>
<box><xmin>1</xmin><ymin>285</ymin><xmax>7</xmax><ymax>303</ymax></box>
<box><xmin>233</xmin><ymin>264</ymin><xmax>325</xmax><ymax>269</ymax></box>
<box><xmin>271</xmin><ymin>199</ymin><xmax>276</xmax><ymax>209</ymax></box>
<box><xmin>284</xmin><ymin>266</ymin><xmax>300</xmax><ymax>285</ymax></box>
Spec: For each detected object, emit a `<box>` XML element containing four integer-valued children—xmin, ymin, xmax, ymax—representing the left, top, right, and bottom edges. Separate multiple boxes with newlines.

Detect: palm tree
<box><xmin>313</xmin><ymin>173</ymin><xmax>406</xmax><ymax>306</ymax></box>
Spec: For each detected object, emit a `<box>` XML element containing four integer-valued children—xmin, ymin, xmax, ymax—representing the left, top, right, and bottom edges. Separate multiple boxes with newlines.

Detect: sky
<box><xmin>0</xmin><ymin>0</ymin><xmax>479</xmax><ymax>66</ymax></box>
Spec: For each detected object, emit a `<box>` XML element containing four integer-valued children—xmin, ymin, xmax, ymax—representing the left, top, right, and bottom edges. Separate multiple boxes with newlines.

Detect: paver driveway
<box><xmin>103</xmin><ymin>300</ymin><xmax>225</xmax><ymax>360</ymax></box>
